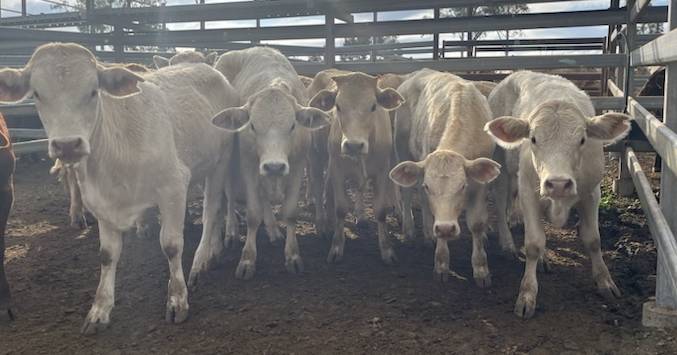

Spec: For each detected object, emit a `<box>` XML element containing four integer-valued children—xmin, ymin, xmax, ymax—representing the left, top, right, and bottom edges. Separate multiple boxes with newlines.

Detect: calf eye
<box><xmin>336</xmin><ymin>104</ymin><xmax>341</xmax><ymax>112</ymax></box>
<box><xmin>250</xmin><ymin>123</ymin><xmax>256</xmax><ymax>133</ymax></box>
<box><xmin>91</xmin><ymin>89</ymin><xmax>98</xmax><ymax>98</ymax></box>
<box><xmin>422</xmin><ymin>183</ymin><xmax>429</xmax><ymax>192</ymax></box>
<box><xmin>33</xmin><ymin>91</ymin><xmax>40</xmax><ymax>100</ymax></box>
<box><xmin>370</xmin><ymin>103</ymin><xmax>377</xmax><ymax>112</ymax></box>
<box><xmin>531</xmin><ymin>136</ymin><xmax>537</xmax><ymax>144</ymax></box>
<box><xmin>580</xmin><ymin>137</ymin><xmax>586</xmax><ymax>145</ymax></box>
<box><xmin>290</xmin><ymin>122</ymin><xmax>296</xmax><ymax>132</ymax></box>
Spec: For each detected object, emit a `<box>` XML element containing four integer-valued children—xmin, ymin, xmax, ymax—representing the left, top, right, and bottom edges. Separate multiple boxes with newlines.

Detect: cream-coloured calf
<box><xmin>310</xmin><ymin>72</ymin><xmax>403</xmax><ymax>264</ymax></box>
<box><xmin>390</xmin><ymin>70</ymin><xmax>500</xmax><ymax>284</ymax></box>
<box><xmin>485</xmin><ymin>71</ymin><xmax>630</xmax><ymax>319</ymax></box>
<box><xmin>207</xmin><ymin>47</ymin><xmax>330</xmax><ymax>280</ymax></box>
<box><xmin>153</xmin><ymin>50</ymin><xmax>218</xmax><ymax>69</ymax></box>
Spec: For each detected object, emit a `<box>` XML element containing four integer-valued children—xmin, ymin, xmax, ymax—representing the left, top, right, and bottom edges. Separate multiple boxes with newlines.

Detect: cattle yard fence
<box><xmin>1</xmin><ymin>0</ymin><xmax>676</xmax><ymax>327</ymax></box>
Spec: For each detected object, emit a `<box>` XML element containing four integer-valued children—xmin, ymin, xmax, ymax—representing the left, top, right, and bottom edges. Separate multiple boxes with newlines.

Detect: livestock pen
<box><xmin>0</xmin><ymin>0</ymin><xmax>677</xmax><ymax>353</ymax></box>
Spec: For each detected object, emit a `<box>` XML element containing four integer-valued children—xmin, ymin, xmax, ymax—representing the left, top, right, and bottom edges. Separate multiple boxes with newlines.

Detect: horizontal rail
<box><xmin>0</xmin><ymin>103</ymin><xmax>36</xmax><ymax>117</ymax></box>
<box><xmin>109</xmin><ymin>7</ymin><xmax>667</xmax><ymax>46</ymax></box>
<box><xmin>13</xmin><ymin>139</ymin><xmax>47</xmax><ymax>155</ymax></box>
<box><xmin>625</xmin><ymin>146</ymin><xmax>677</xmax><ymax>292</ymax></box>
<box><xmin>443</xmin><ymin>37</ymin><xmax>606</xmax><ymax>47</ymax></box>
<box><xmin>8</xmin><ymin>129</ymin><xmax>46</xmax><ymax>139</ymax></box>
<box><xmin>628</xmin><ymin>97</ymin><xmax>677</xmax><ymax>177</ymax></box>
<box><xmin>631</xmin><ymin>27</ymin><xmax>677</xmax><ymax>67</ymax></box>
<box><xmin>592</xmin><ymin>96</ymin><xmax>664</xmax><ymax>111</ymax></box>
<box><xmin>294</xmin><ymin>54</ymin><xmax>626</xmax><ymax>75</ymax></box>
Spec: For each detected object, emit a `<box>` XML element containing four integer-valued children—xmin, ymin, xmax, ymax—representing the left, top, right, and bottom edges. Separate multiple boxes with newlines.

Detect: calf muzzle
<box><xmin>50</xmin><ymin>136</ymin><xmax>88</xmax><ymax>162</ymax></box>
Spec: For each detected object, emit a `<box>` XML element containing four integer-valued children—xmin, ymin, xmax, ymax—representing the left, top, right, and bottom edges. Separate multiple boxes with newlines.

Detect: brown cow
<box><xmin>0</xmin><ymin>112</ymin><xmax>15</xmax><ymax>320</ymax></box>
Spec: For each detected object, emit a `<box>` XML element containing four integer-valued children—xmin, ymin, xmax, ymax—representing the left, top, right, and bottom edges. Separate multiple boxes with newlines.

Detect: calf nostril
<box><xmin>545</xmin><ymin>181</ymin><xmax>554</xmax><ymax>190</ymax></box>
<box><xmin>564</xmin><ymin>180</ymin><xmax>573</xmax><ymax>190</ymax></box>
<box><xmin>74</xmin><ymin>139</ymin><xmax>82</xmax><ymax>149</ymax></box>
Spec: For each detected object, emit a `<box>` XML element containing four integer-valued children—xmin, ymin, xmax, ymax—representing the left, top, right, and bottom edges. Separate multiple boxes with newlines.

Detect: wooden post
<box><xmin>371</xmin><ymin>11</ymin><xmax>377</xmax><ymax>62</ymax></box>
<box><xmin>325</xmin><ymin>14</ymin><xmax>335</xmax><ymax>67</ymax></box>
<box><xmin>21</xmin><ymin>0</ymin><xmax>26</xmax><ymax>16</ymax></box>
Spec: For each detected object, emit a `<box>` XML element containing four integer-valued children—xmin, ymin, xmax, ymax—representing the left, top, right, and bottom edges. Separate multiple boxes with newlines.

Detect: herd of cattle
<box><xmin>0</xmin><ymin>43</ymin><xmax>632</xmax><ymax>334</ymax></box>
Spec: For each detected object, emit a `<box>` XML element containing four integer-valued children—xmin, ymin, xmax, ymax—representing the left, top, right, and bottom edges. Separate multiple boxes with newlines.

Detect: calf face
<box><xmin>309</xmin><ymin>72</ymin><xmax>403</xmax><ymax>157</ymax></box>
<box><xmin>485</xmin><ymin>101</ymin><xmax>631</xmax><ymax>199</ymax></box>
<box><xmin>0</xmin><ymin>44</ymin><xmax>144</xmax><ymax>163</ymax></box>
<box><xmin>211</xmin><ymin>85</ymin><xmax>330</xmax><ymax>176</ymax></box>
<box><xmin>390</xmin><ymin>150</ymin><xmax>500</xmax><ymax>240</ymax></box>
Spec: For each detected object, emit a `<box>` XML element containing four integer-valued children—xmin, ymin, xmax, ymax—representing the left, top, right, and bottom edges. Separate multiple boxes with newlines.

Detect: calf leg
<box><xmin>224</xmin><ymin>176</ymin><xmax>239</xmax><ymax>248</ymax></box>
<box><xmin>514</xmin><ymin>183</ymin><xmax>545</xmax><ymax>319</ymax></box>
<box><xmin>400</xmin><ymin>186</ymin><xmax>415</xmax><ymax>242</ymax></box>
<box><xmin>0</xmin><ymin>185</ymin><xmax>14</xmax><ymax>320</ymax></box>
<box><xmin>81</xmin><ymin>221</ymin><xmax>123</xmax><ymax>334</ymax></box>
<box><xmin>467</xmin><ymin>185</ymin><xmax>491</xmax><ymax>288</ymax></box>
<box><xmin>494</xmin><ymin>150</ymin><xmax>517</xmax><ymax>257</ymax></box>
<box><xmin>373</xmin><ymin>174</ymin><xmax>397</xmax><ymax>265</ymax></box>
<box><xmin>188</xmin><ymin>170</ymin><xmax>227</xmax><ymax>290</ymax></box>
<box><xmin>434</xmin><ymin>239</ymin><xmax>450</xmax><ymax>282</ymax></box>
<box><xmin>577</xmin><ymin>186</ymin><xmax>621</xmax><ymax>299</ymax></box>
<box><xmin>236</xmin><ymin>178</ymin><xmax>263</xmax><ymax>280</ymax></box>
<box><xmin>158</xmin><ymin>189</ymin><xmax>190</xmax><ymax>324</ymax></box>
<box><xmin>66</xmin><ymin>169</ymin><xmax>87</xmax><ymax>229</ymax></box>
<box><xmin>327</xmin><ymin>169</ymin><xmax>349</xmax><ymax>264</ymax></box>
<box><xmin>282</xmin><ymin>165</ymin><xmax>305</xmax><ymax>274</ymax></box>
<box><xmin>263</xmin><ymin>201</ymin><xmax>284</xmax><ymax>243</ymax></box>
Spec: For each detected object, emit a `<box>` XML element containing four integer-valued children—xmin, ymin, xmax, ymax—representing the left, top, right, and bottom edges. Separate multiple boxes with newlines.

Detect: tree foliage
<box><xmin>340</xmin><ymin>35</ymin><xmax>399</xmax><ymax>62</ymax></box>
<box><xmin>442</xmin><ymin>5</ymin><xmax>529</xmax><ymax>40</ymax></box>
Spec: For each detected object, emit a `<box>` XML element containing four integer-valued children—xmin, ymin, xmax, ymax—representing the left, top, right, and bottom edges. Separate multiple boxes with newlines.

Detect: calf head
<box><xmin>211</xmin><ymin>83</ymin><xmax>330</xmax><ymax>176</ymax></box>
<box><xmin>486</xmin><ymin>101</ymin><xmax>631</xmax><ymax>199</ymax></box>
<box><xmin>309</xmin><ymin>72</ymin><xmax>404</xmax><ymax>157</ymax></box>
<box><xmin>390</xmin><ymin>150</ymin><xmax>500</xmax><ymax>240</ymax></box>
<box><xmin>153</xmin><ymin>51</ymin><xmax>218</xmax><ymax>69</ymax></box>
<box><xmin>0</xmin><ymin>43</ymin><xmax>144</xmax><ymax>163</ymax></box>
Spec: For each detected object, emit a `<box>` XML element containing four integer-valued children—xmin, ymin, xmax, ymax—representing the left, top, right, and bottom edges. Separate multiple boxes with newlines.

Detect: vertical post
<box><xmin>21</xmin><ymin>0</ymin><xmax>26</xmax><ymax>16</ymax></box>
<box><xmin>200</xmin><ymin>0</ymin><xmax>205</xmax><ymax>31</ymax></box>
<box><xmin>643</xmin><ymin>0</ymin><xmax>677</xmax><ymax>328</ymax></box>
<box><xmin>325</xmin><ymin>14</ymin><xmax>335</xmax><ymax>67</ymax></box>
<box><xmin>614</xmin><ymin>1</ymin><xmax>637</xmax><ymax>197</ymax></box>
<box><xmin>371</xmin><ymin>11</ymin><xmax>377</xmax><ymax>62</ymax></box>
<box><xmin>113</xmin><ymin>25</ymin><xmax>123</xmax><ymax>63</ymax></box>
<box><xmin>658</xmin><ymin>0</ymin><xmax>677</xmax><ymax>310</ymax></box>
<box><xmin>466</xmin><ymin>6</ymin><xmax>473</xmax><ymax>57</ymax></box>
<box><xmin>603</xmin><ymin>0</ymin><xmax>620</xmax><ymax>95</ymax></box>
<box><xmin>433</xmin><ymin>7</ymin><xmax>440</xmax><ymax>60</ymax></box>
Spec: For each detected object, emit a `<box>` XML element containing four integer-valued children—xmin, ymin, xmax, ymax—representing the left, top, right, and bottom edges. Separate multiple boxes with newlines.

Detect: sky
<box><xmin>0</xmin><ymin>0</ymin><xmax>669</xmax><ymax>57</ymax></box>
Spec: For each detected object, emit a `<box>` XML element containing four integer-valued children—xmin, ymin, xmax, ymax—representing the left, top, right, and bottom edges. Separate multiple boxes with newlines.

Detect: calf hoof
<box><xmin>434</xmin><ymin>269</ymin><xmax>449</xmax><ymax>283</ymax></box>
<box><xmin>537</xmin><ymin>255</ymin><xmax>552</xmax><ymax>273</ymax></box>
<box><xmin>71</xmin><ymin>214</ymin><xmax>89</xmax><ymax>229</ymax></box>
<box><xmin>165</xmin><ymin>301</ymin><xmax>189</xmax><ymax>324</ymax></box>
<box><xmin>597</xmin><ymin>277</ymin><xmax>622</xmax><ymax>301</ymax></box>
<box><xmin>514</xmin><ymin>292</ymin><xmax>537</xmax><ymax>319</ymax></box>
<box><xmin>474</xmin><ymin>271</ymin><xmax>492</xmax><ymax>289</ymax></box>
<box><xmin>235</xmin><ymin>260</ymin><xmax>256</xmax><ymax>280</ymax></box>
<box><xmin>326</xmin><ymin>247</ymin><xmax>344</xmax><ymax>264</ymax></box>
<box><xmin>285</xmin><ymin>255</ymin><xmax>304</xmax><ymax>274</ymax></box>
<box><xmin>0</xmin><ymin>294</ymin><xmax>14</xmax><ymax>321</ymax></box>
<box><xmin>380</xmin><ymin>248</ymin><xmax>398</xmax><ymax>266</ymax></box>
<box><xmin>81</xmin><ymin>309</ymin><xmax>111</xmax><ymax>335</ymax></box>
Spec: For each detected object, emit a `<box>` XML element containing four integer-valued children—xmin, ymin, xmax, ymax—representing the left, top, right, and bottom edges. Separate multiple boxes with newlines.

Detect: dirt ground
<box><xmin>0</xmin><ymin>156</ymin><xmax>676</xmax><ymax>355</ymax></box>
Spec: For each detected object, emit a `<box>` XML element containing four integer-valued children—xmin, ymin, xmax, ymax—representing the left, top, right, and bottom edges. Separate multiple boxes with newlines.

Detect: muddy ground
<box><xmin>0</xmin><ymin>156</ymin><xmax>676</xmax><ymax>355</ymax></box>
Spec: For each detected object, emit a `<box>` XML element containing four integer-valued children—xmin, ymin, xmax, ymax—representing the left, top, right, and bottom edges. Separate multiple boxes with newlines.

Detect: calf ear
<box><xmin>296</xmin><ymin>106</ymin><xmax>331</xmax><ymax>130</ymax></box>
<box><xmin>211</xmin><ymin>107</ymin><xmax>250</xmax><ymax>132</ymax></box>
<box><xmin>97</xmin><ymin>66</ymin><xmax>145</xmax><ymax>98</ymax></box>
<box><xmin>465</xmin><ymin>158</ymin><xmax>501</xmax><ymax>184</ymax></box>
<box><xmin>389</xmin><ymin>161</ymin><xmax>424</xmax><ymax>188</ymax></box>
<box><xmin>377</xmin><ymin>88</ymin><xmax>405</xmax><ymax>111</ymax></box>
<box><xmin>205</xmin><ymin>52</ymin><xmax>219</xmax><ymax>66</ymax></box>
<box><xmin>484</xmin><ymin>116</ymin><xmax>530</xmax><ymax>149</ymax></box>
<box><xmin>153</xmin><ymin>55</ymin><xmax>170</xmax><ymax>69</ymax></box>
<box><xmin>586</xmin><ymin>112</ymin><xmax>631</xmax><ymax>143</ymax></box>
<box><xmin>0</xmin><ymin>68</ymin><xmax>30</xmax><ymax>103</ymax></box>
<box><xmin>309</xmin><ymin>89</ymin><xmax>336</xmax><ymax>111</ymax></box>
